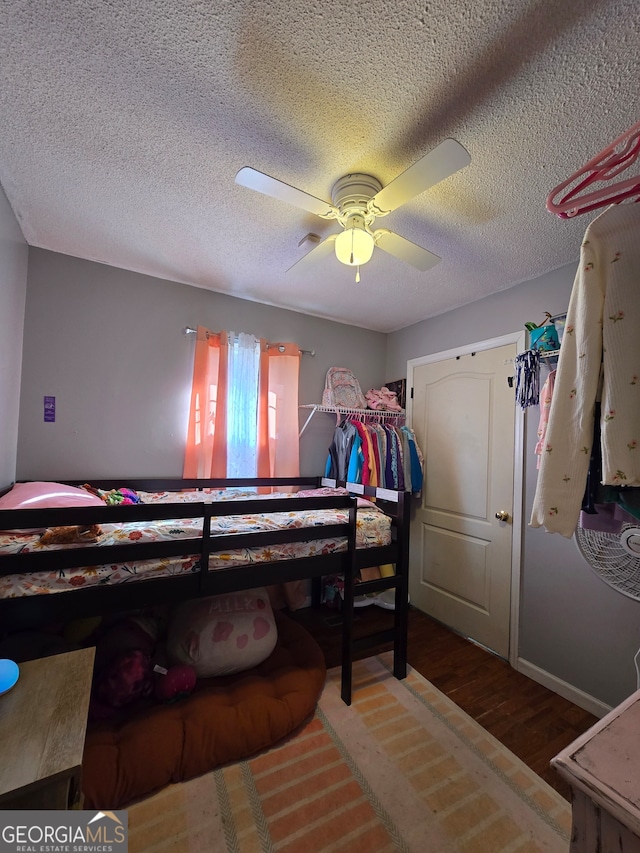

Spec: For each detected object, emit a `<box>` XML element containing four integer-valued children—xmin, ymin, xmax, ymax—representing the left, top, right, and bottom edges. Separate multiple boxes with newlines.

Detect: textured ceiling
<box><xmin>1</xmin><ymin>0</ymin><xmax>638</xmax><ymax>333</ymax></box>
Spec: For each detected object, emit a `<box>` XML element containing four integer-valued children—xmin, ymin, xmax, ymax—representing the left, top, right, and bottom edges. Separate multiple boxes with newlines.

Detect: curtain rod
<box><xmin>182</xmin><ymin>327</ymin><xmax>315</xmax><ymax>356</ymax></box>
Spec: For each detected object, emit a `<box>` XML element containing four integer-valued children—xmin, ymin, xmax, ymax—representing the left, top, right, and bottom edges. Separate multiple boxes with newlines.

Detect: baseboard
<box><xmin>517</xmin><ymin>657</ymin><xmax>612</xmax><ymax>719</ymax></box>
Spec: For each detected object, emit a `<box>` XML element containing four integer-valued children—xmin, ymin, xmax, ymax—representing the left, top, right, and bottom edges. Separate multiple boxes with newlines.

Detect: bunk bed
<box><xmin>0</xmin><ymin>475</ymin><xmax>410</xmax><ymax>705</ymax></box>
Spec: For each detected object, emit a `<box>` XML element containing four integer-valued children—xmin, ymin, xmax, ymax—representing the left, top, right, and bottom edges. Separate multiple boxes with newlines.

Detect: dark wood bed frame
<box><xmin>0</xmin><ymin>476</ymin><xmax>410</xmax><ymax>704</ymax></box>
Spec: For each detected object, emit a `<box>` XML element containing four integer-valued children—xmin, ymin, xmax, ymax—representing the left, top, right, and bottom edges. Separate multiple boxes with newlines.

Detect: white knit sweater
<box><xmin>530</xmin><ymin>203</ymin><xmax>640</xmax><ymax>536</ymax></box>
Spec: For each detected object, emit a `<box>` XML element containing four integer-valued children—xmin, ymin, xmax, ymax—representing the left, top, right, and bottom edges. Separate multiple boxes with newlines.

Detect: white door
<box><xmin>408</xmin><ymin>341</ymin><xmax>519</xmax><ymax>659</ymax></box>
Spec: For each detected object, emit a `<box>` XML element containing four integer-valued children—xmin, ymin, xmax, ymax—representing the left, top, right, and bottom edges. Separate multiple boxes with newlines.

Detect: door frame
<box><xmin>405</xmin><ymin>330</ymin><xmax>526</xmax><ymax>667</ymax></box>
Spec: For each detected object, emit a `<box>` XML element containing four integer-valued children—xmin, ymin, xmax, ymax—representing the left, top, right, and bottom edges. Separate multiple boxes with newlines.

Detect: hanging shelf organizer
<box><xmin>298</xmin><ymin>404</ymin><xmax>405</xmax><ymax>437</ymax></box>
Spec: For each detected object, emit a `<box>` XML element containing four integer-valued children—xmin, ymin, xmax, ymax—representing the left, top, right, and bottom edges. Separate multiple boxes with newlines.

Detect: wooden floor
<box><xmin>291</xmin><ymin>602</ymin><xmax>599</xmax><ymax>801</ymax></box>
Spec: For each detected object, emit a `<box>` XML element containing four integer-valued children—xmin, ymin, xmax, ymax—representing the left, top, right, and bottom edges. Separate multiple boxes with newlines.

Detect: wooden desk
<box><xmin>552</xmin><ymin>688</ymin><xmax>640</xmax><ymax>852</ymax></box>
<box><xmin>0</xmin><ymin>646</ymin><xmax>94</xmax><ymax>809</ymax></box>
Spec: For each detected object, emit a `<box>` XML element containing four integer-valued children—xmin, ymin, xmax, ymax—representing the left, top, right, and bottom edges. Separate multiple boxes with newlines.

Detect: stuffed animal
<box><xmin>89</xmin><ymin>613</ymin><xmax>196</xmax><ymax>719</ymax></box>
<box><xmin>81</xmin><ymin>484</ymin><xmax>142</xmax><ymax>505</ymax></box>
<box><xmin>153</xmin><ymin>663</ymin><xmax>197</xmax><ymax>703</ymax></box>
<box><xmin>95</xmin><ymin>649</ymin><xmax>154</xmax><ymax>708</ymax></box>
<box><xmin>92</xmin><ymin>615</ymin><xmax>158</xmax><ymax>672</ymax></box>
<box><xmin>103</xmin><ymin>487</ymin><xmax>141</xmax><ymax>506</ymax></box>
<box><xmin>89</xmin><ymin>616</ymin><xmax>157</xmax><ymax>719</ymax></box>
<box><xmin>39</xmin><ymin>524</ymin><xmax>102</xmax><ymax>545</ymax></box>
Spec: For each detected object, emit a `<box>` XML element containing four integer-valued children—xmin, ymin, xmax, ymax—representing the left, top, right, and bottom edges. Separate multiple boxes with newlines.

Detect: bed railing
<box><xmin>0</xmin><ymin>478</ymin><xmax>360</xmax><ymax>630</ymax></box>
<box><xmin>0</xmin><ymin>475</ymin><xmax>411</xmax><ymax>704</ymax></box>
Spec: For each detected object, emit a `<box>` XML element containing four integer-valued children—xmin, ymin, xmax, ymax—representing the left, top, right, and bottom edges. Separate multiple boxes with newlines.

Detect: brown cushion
<box><xmin>82</xmin><ymin>610</ymin><xmax>326</xmax><ymax>809</ymax></box>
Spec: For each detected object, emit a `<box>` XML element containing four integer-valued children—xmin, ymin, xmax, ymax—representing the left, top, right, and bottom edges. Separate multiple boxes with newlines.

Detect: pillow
<box><xmin>0</xmin><ymin>481</ymin><xmax>105</xmax><ymax>510</ymax></box>
<box><xmin>166</xmin><ymin>588</ymin><xmax>277</xmax><ymax>678</ymax></box>
<box><xmin>0</xmin><ymin>481</ymin><xmax>105</xmax><ymax>533</ymax></box>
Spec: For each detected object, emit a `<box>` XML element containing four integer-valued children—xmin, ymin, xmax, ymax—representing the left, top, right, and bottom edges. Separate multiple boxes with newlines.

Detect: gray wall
<box><xmin>17</xmin><ymin>249</ymin><xmax>387</xmax><ymax>480</ymax></box>
<box><xmin>386</xmin><ymin>265</ymin><xmax>640</xmax><ymax>709</ymax></box>
<box><xmin>16</xmin><ymin>246</ymin><xmax>640</xmax><ymax>708</ymax></box>
<box><xmin>0</xmin><ymin>185</ymin><xmax>28</xmax><ymax>487</ymax></box>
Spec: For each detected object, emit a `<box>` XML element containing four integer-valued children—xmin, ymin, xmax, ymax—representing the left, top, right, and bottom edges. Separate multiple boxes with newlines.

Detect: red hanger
<box><xmin>547</xmin><ymin>120</ymin><xmax>640</xmax><ymax>218</ymax></box>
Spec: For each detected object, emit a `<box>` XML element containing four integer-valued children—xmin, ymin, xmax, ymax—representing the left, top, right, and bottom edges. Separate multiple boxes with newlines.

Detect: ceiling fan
<box><xmin>235</xmin><ymin>139</ymin><xmax>471</xmax><ymax>282</ymax></box>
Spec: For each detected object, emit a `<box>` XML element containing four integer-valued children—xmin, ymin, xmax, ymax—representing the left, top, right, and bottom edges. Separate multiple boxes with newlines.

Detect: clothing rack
<box><xmin>298</xmin><ymin>404</ymin><xmax>405</xmax><ymax>438</ymax></box>
<box><xmin>183</xmin><ymin>326</ymin><xmax>315</xmax><ymax>357</ymax></box>
<box><xmin>547</xmin><ymin>121</ymin><xmax>640</xmax><ymax>218</ymax></box>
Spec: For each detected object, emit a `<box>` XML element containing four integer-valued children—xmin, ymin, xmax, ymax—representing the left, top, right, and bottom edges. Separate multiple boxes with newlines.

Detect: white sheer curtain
<box><xmin>226</xmin><ymin>332</ymin><xmax>260</xmax><ymax>478</ymax></box>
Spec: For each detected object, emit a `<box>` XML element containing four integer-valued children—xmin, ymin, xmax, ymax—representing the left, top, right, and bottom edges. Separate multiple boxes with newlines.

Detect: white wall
<box><xmin>0</xmin><ymin>184</ymin><xmax>28</xmax><ymax>487</ymax></box>
<box><xmin>17</xmin><ymin>249</ymin><xmax>388</xmax><ymax>480</ymax></box>
<box><xmin>386</xmin><ymin>265</ymin><xmax>640</xmax><ymax>710</ymax></box>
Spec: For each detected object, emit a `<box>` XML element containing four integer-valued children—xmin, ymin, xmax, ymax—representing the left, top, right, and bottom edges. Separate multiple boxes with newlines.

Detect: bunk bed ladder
<box><xmin>337</xmin><ymin>487</ymin><xmax>410</xmax><ymax>705</ymax></box>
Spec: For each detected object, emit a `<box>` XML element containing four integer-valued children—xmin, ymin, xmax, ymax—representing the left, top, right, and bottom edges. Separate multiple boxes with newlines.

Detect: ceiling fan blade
<box><xmin>287</xmin><ymin>235</ymin><xmax>337</xmax><ymax>274</ymax></box>
<box><xmin>374</xmin><ymin>229</ymin><xmax>441</xmax><ymax>271</ymax></box>
<box><xmin>368</xmin><ymin>139</ymin><xmax>471</xmax><ymax>216</ymax></box>
<box><xmin>235</xmin><ymin>167</ymin><xmax>338</xmax><ymax>219</ymax></box>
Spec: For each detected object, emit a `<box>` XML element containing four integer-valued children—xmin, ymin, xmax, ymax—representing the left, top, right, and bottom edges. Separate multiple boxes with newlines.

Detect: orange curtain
<box><xmin>185</xmin><ymin>332</ymin><xmax>305</xmax><ymax>609</ymax></box>
<box><xmin>183</xmin><ymin>327</ymin><xmax>229</xmax><ymax>478</ymax></box>
<box><xmin>257</xmin><ymin>341</ymin><xmax>301</xmax><ymax>478</ymax></box>
<box><xmin>258</xmin><ymin>341</ymin><xmax>304</xmax><ymax>610</ymax></box>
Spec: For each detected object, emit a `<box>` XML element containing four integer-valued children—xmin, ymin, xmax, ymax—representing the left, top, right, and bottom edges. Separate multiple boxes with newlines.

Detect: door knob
<box><xmin>495</xmin><ymin>510</ymin><xmax>510</xmax><ymax>522</ymax></box>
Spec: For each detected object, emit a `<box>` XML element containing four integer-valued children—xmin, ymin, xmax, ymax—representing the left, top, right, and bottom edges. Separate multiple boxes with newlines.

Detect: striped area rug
<box><xmin>128</xmin><ymin>654</ymin><xmax>572</xmax><ymax>852</ymax></box>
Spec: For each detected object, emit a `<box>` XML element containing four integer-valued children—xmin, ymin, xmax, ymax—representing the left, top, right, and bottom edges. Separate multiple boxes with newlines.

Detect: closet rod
<box><xmin>183</xmin><ymin>326</ymin><xmax>315</xmax><ymax>356</ymax></box>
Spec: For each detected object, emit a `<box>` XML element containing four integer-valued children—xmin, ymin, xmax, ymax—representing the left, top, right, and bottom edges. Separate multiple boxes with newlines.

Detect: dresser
<box><xmin>0</xmin><ymin>646</ymin><xmax>94</xmax><ymax>809</ymax></box>
<box><xmin>552</xmin><ymin>688</ymin><xmax>640</xmax><ymax>852</ymax></box>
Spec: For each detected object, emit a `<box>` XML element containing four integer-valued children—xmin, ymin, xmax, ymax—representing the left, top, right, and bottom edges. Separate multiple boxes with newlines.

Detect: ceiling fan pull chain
<box><xmin>355</xmin><ymin>266</ymin><xmax>361</xmax><ymax>283</ymax></box>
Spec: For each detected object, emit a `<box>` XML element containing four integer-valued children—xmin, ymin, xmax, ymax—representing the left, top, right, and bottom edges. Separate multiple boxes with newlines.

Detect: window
<box><xmin>184</xmin><ymin>327</ymin><xmax>301</xmax><ymax>479</ymax></box>
<box><xmin>226</xmin><ymin>332</ymin><xmax>260</xmax><ymax>477</ymax></box>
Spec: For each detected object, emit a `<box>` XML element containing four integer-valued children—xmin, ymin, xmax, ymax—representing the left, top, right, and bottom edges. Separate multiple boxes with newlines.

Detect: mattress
<box><xmin>0</xmin><ymin>489</ymin><xmax>391</xmax><ymax>599</ymax></box>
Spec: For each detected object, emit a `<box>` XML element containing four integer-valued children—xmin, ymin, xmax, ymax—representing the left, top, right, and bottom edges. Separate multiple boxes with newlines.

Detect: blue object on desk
<box><xmin>0</xmin><ymin>659</ymin><xmax>19</xmax><ymax>695</ymax></box>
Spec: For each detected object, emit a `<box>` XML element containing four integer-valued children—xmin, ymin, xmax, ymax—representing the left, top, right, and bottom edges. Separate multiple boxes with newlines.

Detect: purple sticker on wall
<box><xmin>44</xmin><ymin>395</ymin><xmax>56</xmax><ymax>422</ymax></box>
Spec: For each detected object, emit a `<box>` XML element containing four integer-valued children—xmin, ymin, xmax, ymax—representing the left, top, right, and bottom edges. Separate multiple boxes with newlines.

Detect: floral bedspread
<box><xmin>0</xmin><ymin>489</ymin><xmax>391</xmax><ymax>599</ymax></box>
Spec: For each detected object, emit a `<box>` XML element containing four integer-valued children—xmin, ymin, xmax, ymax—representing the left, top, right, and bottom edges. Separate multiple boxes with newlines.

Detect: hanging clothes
<box><xmin>325</xmin><ymin>419</ymin><xmax>358</xmax><ymax>481</ymax></box>
<box><xmin>325</xmin><ymin>416</ymin><xmax>424</xmax><ymax>495</ymax></box>
<box><xmin>347</xmin><ymin>430</ymin><xmax>363</xmax><ymax>484</ymax></box>
<box><xmin>530</xmin><ymin>203</ymin><xmax>640</xmax><ymax>536</ymax></box>
<box><xmin>384</xmin><ymin>424</ymin><xmax>401</xmax><ymax>489</ymax></box>
<box><xmin>534</xmin><ymin>369</ymin><xmax>556</xmax><ymax>469</ymax></box>
<box><xmin>514</xmin><ymin>350</ymin><xmax>541</xmax><ymax>409</ymax></box>
<box><xmin>371</xmin><ymin>424</ymin><xmax>388</xmax><ymax>487</ymax></box>
<box><xmin>325</xmin><ymin>417</ymin><xmax>423</xmax><ymax>494</ymax></box>
<box><xmin>401</xmin><ymin>425</ymin><xmax>424</xmax><ymax>495</ymax></box>
<box><xmin>352</xmin><ymin>420</ymin><xmax>378</xmax><ymax>486</ymax></box>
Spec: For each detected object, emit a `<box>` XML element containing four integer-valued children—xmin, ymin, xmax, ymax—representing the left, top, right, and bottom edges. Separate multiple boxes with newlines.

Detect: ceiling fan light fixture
<box><xmin>237</xmin><ymin>140</ymin><xmax>471</xmax><ymax>277</ymax></box>
<box><xmin>334</xmin><ymin>217</ymin><xmax>375</xmax><ymax>267</ymax></box>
